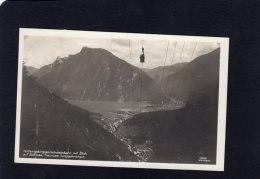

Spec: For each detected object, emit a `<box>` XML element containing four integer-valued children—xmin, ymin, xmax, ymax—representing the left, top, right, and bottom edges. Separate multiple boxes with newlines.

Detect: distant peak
<box><xmin>53</xmin><ymin>56</ymin><xmax>68</xmax><ymax>66</ymax></box>
<box><xmin>80</xmin><ymin>46</ymin><xmax>90</xmax><ymax>52</ymax></box>
<box><xmin>80</xmin><ymin>46</ymin><xmax>104</xmax><ymax>52</ymax></box>
<box><xmin>79</xmin><ymin>46</ymin><xmax>112</xmax><ymax>55</ymax></box>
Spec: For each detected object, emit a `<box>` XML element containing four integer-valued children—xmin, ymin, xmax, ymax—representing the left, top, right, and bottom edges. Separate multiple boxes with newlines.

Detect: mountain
<box><xmin>164</xmin><ymin>48</ymin><xmax>220</xmax><ymax>103</ymax></box>
<box><xmin>25</xmin><ymin>66</ymin><xmax>37</xmax><ymax>76</ymax></box>
<box><xmin>116</xmin><ymin>100</ymin><xmax>218</xmax><ymax>164</ymax></box>
<box><xmin>35</xmin><ymin>47</ymin><xmax>166</xmax><ymax>103</ymax></box>
<box><xmin>144</xmin><ymin>62</ymin><xmax>187</xmax><ymax>85</ymax></box>
<box><xmin>20</xmin><ymin>69</ymin><xmax>137</xmax><ymax>161</ymax></box>
<box><xmin>115</xmin><ymin>48</ymin><xmax>220</xmax><ymax>164</ymax></box>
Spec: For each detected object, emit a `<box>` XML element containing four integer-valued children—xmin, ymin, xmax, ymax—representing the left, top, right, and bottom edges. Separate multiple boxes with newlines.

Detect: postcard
<box><xmin>15</xmin><ymin>28</ymin><xmax>229</xmax><ymax>171</ymax></box>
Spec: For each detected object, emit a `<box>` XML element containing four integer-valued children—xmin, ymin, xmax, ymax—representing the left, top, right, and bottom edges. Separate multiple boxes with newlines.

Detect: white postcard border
<box><xmin>15</xmin><ymin>28</ymin><xmax>229</xmax><ymax>171</ymax></box>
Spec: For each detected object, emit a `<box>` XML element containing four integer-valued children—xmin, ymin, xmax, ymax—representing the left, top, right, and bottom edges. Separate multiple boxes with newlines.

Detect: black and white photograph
<box><xmin>15</xmin><ymin>28</ymin><xmax>229</xmax><ymax>171</ymax></box>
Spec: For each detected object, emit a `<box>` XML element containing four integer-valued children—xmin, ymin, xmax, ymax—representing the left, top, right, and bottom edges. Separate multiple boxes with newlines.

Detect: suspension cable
<box><xmin>164</xmin><ymin>41</ymin><xmax>178</xmax><ymax>93</ymax></box>
<box><xmin>129</xmin><ymin>40</ymin><xmax>132</xmax><ymax>64</ymax></box>
<box><xmin>176</xmin><ymin>41</ymin><xmax>185</xmax><ymax>71</ymax></box>
<box><xmin>180</xmin><ymin>42</ymin><xmax>185</xmax><ymax>61</ymax></box>
<box><xmin>139</xmin><ymin>40</ymin><xmax>144</xmax><ymax>112</ymax></box>
<box><xmin>128</xmin><ymin>40</ymin><xmax>134</xmax><ymax>102</ymax></box>
<box><xmin>190</xmin><ymin>42</ymin><xmax>197</xmax><ymax>61</ymax></box>
<box><xmin>170</xmin><ymin>42</ymin><xmax>185</xmax><ymax>101</ymax></box>
<box><xmin>181</xmin><ymin>42</ymin><xmax>197</xmax><ymax>93</ymax></box>
<box><xmin>140</xmin><ymin>62</ymin><xmax>143</xmax><ymax>112</ymax></box>
<box><xmin>159</xmin><ymin>41</ymin><xmax>170</xmax><ymax>91</ymax></box>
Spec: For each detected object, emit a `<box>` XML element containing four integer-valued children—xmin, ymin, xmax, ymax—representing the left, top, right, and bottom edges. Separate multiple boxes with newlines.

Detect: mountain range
<box><xmin>34</xmin><ymin>47</ymin><xmax>166</xmax><ymax>103</ymax></box>
<box><xmin>144</xmin><ymin>62</ymin><xmax>187</xmax><ymax>85</ymax></box>
<box><xmin>116</xmin><ymin>99</ymin><xmax>218</xmax><ymax>164</ymax></box>
<box><xmin>20</xmin><ymin>68</ymin><xmax>138</xmax><ymax>161</ymax></box>
<box><xmin>163</xmin><ymin>48</ymin><xmax>220</xmax><ymax>103</ymax></box>
<box><xmin>25</xmin><ymin>66</ymin><xmax>38</xmax><ymax>76</ymax></box>
<box><xmin>116</xmin><ymin>49</ymin><xmax>220</xmax><ymax>163</ymax></box>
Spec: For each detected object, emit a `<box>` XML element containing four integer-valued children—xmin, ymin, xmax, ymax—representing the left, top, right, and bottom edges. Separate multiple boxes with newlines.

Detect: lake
<box><xmin>68</xmin><ymin>100</ymin><xmax>142</xmax><ymax>117</ymax></box>
<box><xmin>68</xmin><ymin>100</ymin><xmax>183</xmax><ymax>118</ymax></box>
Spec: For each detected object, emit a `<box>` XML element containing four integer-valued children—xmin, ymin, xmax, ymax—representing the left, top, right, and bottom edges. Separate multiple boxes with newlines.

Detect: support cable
<box><xmin>176</xmin><ymin>41</ymin><xmax>185</xmax><ymax>73</ymax></box>
<box><xmin>140</xmin><ymin>62</ymin><xmax>143</xmax><ymax>112</ymax></box>
<box><xmin>190</xmin><ymin>42</ymin><xmax>197</xmax><ymax>61</ymax></box>
<box><xmin>164</xmin><ymin>41</ymin><xmax>178</xmax><ymax>94</ymax></box>
<box><xmin>159</xmin><ymin>41</ymin><xmax>170</xmax><ymax>92</ymax></box>
<box><xmin>139</xmin><ymin>40</ymin><xmax>144</xmax><ymax>112</ymax></box>
<box><xmin>128</xmin><ymin>40</ymin><xmax>133</xmax><ymax>102</ymax></box>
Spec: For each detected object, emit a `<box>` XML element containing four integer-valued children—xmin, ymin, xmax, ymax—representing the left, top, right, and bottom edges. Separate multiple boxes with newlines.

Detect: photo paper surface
<box><xmin>15</xmin><ymin>28</ymin><xmax>229</xmax><ymax>171</ymax></box>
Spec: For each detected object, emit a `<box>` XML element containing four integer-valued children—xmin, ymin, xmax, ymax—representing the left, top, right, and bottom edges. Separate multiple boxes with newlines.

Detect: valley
<box><xmin>68</xmin><ymin>99</ymin><xmax>184</xmax><ymax>161</ymax></box>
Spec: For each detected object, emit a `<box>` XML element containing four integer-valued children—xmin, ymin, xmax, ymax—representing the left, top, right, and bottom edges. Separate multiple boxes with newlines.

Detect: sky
<box><xmin>23</xmin><ymin>36</ymin><xmax>220</xmax><ymax>69</ymax></box>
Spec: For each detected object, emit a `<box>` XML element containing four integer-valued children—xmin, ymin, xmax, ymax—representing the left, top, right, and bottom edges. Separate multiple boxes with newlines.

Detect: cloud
<box><xmin>111</xmin><ymin>39</ymin><xmax>129</xmax><ymax>47</ymax></box>
<box><xmin>23</xmin><ymin>36</ymin><xmax>219</xmax><ymax>69</ymax></box>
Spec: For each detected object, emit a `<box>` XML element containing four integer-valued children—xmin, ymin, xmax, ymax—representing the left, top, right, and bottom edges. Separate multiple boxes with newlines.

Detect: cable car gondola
<box><xmin>140</xmin><ymin>45</ymin><xmax>145</xmax><ymax>63</ymax></box>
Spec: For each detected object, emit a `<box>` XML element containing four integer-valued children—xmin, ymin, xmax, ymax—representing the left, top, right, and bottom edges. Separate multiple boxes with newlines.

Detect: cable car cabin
<box><xmin>140</xmin><ymin>47</ymin><xmax>145</xmax><ymax>63</ymax></box>
<box><xmin>140</xmin><ymin>54</ymin><xmax>145</xmax><ymax>63</ymax></box>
